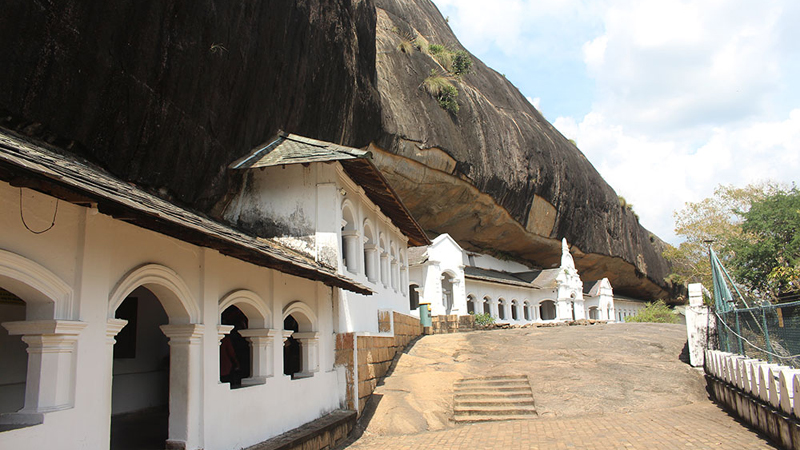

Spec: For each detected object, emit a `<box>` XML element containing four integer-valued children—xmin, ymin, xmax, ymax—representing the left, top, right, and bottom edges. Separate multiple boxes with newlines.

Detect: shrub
<box><xmin>451</xmin><ymin>50</ymin><xmax>473</xmax><ymax>76</ymax></box>
<box><xmin>422</xmin><ymin>71</ymin><xmax>459</xmax><ymax>114</ymax></box>
<box><xmin>472</xmin><ymin>312</ymin><xmax>495</xmax><ymax>326</ymax></box>
<box><xmin>398</xmin><ymin>39</ymin><xmax>414</xmax><ymax>54</ymax></box>
<box><xmin>428</xmin><ymin>44</ymin><xmax>446</xmax><ymax>54</ymax></box>
<box><xmin>624</xmin><ymin>300</ymin><xmax>679</xmax><ymax>324</ymax></box>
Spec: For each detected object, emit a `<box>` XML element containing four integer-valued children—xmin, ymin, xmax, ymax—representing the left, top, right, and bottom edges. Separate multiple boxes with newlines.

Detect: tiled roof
<box><xmin>0</xmin><ymin>129</ymin><xmax>372</xmax><ymax>295</ymax></box>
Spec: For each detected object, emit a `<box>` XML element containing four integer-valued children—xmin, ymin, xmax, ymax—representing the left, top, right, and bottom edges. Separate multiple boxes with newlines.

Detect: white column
<box><xmin>160</xmin><ymin>324</ymin><xmax>204</xmax><ymax>450</ymax></box>
<box><xmin>380</xmin><ymin>251</ymin><xmax>389</xmax><ymax>288</ymax></box>
<box><xmin>364</xmin><ymin>245</ymin><xmax>378</xmax><ymax>282</ymax></box>
<box><xmin>293</xmin><ymin>332</ymin><xmax>320</xmax><ymax>376</ymax></box>
<box><xmin>391</xmin><ymin>258</ymin><xmax>398</xmax><ymax>291</ymax></box>
<box><xmin>400</xmin><ymin>265</ymin><xmax>408</xmax><ymax>295</ymax></box>
<box><xmin>2</xmin><ymin>320</ymin><xmax>88</xmax><ymax>414</ymax></box>
<box><xmin>342</xmin><ymin>230</ymin><xmax>360</xmax><ymax>274</ymax></box>
<box><xmin>238</xmin><ymin>328</ymin><xmax>279</xmax><ymax>384</ymax></box>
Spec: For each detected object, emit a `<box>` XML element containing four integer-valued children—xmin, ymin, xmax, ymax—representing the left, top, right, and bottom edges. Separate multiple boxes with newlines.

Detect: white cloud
<box><xmin>554</xmin><ymin>110</ymin><xmax>800</xmax><ymax>244</ymax></box>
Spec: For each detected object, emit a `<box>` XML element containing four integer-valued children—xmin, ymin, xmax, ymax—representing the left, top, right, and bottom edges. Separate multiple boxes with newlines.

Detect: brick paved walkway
<box><xmin>343</xmin><ymin>401</ymin><xmax>777</xmax><ymax>449</ymax></box>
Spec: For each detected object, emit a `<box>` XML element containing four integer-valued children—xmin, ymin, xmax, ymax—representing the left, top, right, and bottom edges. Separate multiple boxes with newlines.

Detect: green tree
<box><xmin>664</xmin><ymin>183</ymin><xmax>769</xmax><ymax>293</ymax></box>
<box><xmin>728</xmin><ymin>187</ymin><xmax>800</xmax><ymax>297</ymax></box>
<box><xmin>625</xmin><ymin>300</ymin><xmax>679</xmax><ymax>324</ymax></box>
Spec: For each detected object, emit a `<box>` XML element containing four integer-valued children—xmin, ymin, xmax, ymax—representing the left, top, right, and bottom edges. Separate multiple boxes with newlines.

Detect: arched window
<box><xmin>220</xmin><ymin>305</ymin><xmax>250</xmax><ymax>388</ymax></box>
<box><xmin>467</xmin><ymin>295</ymin><xmax>476</xmax><ymax>314</ymax></box>
<box><xmin>483</xmin><ymin>296</ymin><xmax>491</xmax><ymax>315</ymax></box>
<box><xmin>379</xmin><ymin>235</ymin><xmax>389</xmax><ymax>288</ymax></box>
<box><xmin>498</xmin><ymin>299</ymin><xmax>506</xmax><ymax>320</ymax></box>
<box><xmin>363</xmin><ymin>220</ymin><xmax>377</xmax><ymax>282</ymax></box>
<box><xmin>540</xmin><ymin>300</ymin><xmax>557</xmax><ymax>321</ymax></box>
<box><xmin>390</xmin><ymin>244</ymin><xmax>398</xmax><ymax>291</ymax></box>
<box><xmin>0</xmin><ymin>287</ymin><xmax>27</xmax><ymax>415</ymax></box>
<box><xmin>282</xmin><ymin>302</ymin><xmax>319</xmax><ymax>379</ymax></box>
<box><xmin>511</xmin><ymin>300</ymin><xmax>519</xmax><ymax>321</ymax></box>
<box><xmin>341</xmin><ymin>203</ymin><xmax>359</xmax><ymax>274</ymax></box>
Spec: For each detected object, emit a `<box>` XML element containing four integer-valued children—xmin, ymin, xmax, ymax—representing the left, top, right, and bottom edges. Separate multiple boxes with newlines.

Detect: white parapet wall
<box><xmin>705</xmin><ymin>349</ymin><xmax>800</xmax><ymax>448</ymax></box>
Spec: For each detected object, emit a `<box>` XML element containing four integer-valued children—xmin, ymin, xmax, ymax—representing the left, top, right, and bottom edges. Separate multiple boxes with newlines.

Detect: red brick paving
<box><xmin>343</xmin><ymin>401</ymin><xmax>777</xmax><ymax>449</ymax></box>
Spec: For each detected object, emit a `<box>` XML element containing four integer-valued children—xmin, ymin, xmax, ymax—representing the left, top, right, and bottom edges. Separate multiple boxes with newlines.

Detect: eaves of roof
<box><xmin>0</xmin><ymin>129</ymin><xmax>372</xmax><ymax>295</ymax></box>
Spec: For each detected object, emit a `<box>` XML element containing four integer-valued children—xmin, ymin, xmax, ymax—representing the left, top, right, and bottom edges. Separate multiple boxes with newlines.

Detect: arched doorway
<box><xmin>0</xmin><ymin>287</ymin><xmax>27</xmax><ymax>414</ymax></box>
<box><xmin>108</xmin><ymin>264</ymin><xmax>200</xmax><ymax>450</ymax></box>
<box><xmin>540</xmin><ymin>300</ymin><xmax>557</xmax><ymax>321</ymax></box>
<box><xmin>110</xmin><ymin>287</ymin><xmax>170</xmax><ymax>450</ymax></box>
<box><xmin>441</xmin><ymin>273</ymin><xmax>455</xmax><ymax>315</ymax></box>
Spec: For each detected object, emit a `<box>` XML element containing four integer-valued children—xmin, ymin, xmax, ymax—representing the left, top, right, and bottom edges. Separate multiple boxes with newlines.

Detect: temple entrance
<box><xmin>441</xmin><ymin>275</ymin><xmax>454</xmax><ymax>315</ymax></box>
<box><xmin>110</xmin><ymin>287</ymin><xmax>169</xmax><ymax>450</ymax></box>
<box><xmin>0</xmin><ymin>287</ymin><xmax>26</xmax><ymax>415</ymax></box>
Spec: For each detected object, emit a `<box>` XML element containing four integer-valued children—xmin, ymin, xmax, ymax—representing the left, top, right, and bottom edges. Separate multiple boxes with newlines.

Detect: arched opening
<box><xmin>523</xmin><ymin>302</ymin><xmax>531</xmax><ymax>321</ymax></box>
<box><xmin>540</xmin><ymin>300</ymin><xmax>557</xmax><ymax>321</ymax></box>
<box><xmin>341</xmin><ymin>204</ymin><xmax>359</xmax><ymax>274</ymax></box>
<box><xmin>467</xmin><ymin>295</ymin><xmax>476</xmax><ymax>314</ymax></box>
<box><xmin>511</xmin><ymin>300</ymin><xmax>519</xmax><ymax>321</ymax></box>
<box><xmin>588</xmin><ymin>306</ymin><xmax>599</xmax><ymax>320</ymax></box>
<box><xmin>363</xmin><ymin>221</ymin><xmax>377</xmax><ymax>282</ymax></box>
<box><xmin>483</xmin><ymin>297</ymin><xmax>491</xmax><ymax>315</ymax></box>
<box><xmin>282</xmin><ymin>303</ymin><xmax>318</xmax><ymax>379</ymax></box>
<box><xmin>283</xmin><ymin>315</ymin><xmax>301</xmax><ymax>378</ymax></box>
<box><xmin>0</xmin><ymin>287</ymin><xmax>27</xmax><ymax>414</ymax></box>
<box><xmin>111</xmin><ymin>287</ymin><xmax>170</xmax><ymax>450</ymax></box>
<box><xmin>441</xmin><ymin>273</ymin><xmax>455</xmax><ymax>315</ymax></box>
<box><xmin>390</xmin><ymin>245</ymin><xmax>398</xmax><ymax>291</ymax></box>
<box><xmin>498</xmin><ymin>299</ymin><xmax>506</xmax><ymax>320</ymax></box>
<box><xmin>219</xmin><ymin>305</ymin><xmax>250</xmax><ymax>389</ymax></box>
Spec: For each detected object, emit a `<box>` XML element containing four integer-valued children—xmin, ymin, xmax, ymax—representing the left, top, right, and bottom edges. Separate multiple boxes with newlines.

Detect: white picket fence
<box><xmin>706</xmin><ymin>349</ymin><xmax>800</xmax><ymax>418</ymax></box>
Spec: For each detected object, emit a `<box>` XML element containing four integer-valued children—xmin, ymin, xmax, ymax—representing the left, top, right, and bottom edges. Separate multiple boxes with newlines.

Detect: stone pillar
<box><xmin>400</xmin><ymin>265</ymin><xmax>408</xmax><ymax>295</ymax></box>
<box><xmin>238</xmin><ymin>328</ymin><xmax>279</xmax><ymax>383</ymax></box>
<box><xmin>160</xmin><ymin>324</ymin><xmax>204</xmax><ymax>450</ymax></box>
<box><xmin>294</xmin><ymin>332</ymin><xmax>320</xmax><ymax>376</ymax></box>
<box><xmin>364</xmin><ymin>244</ymin><xmax>378</xmax><ymax>282</ymax></box>
<box><xmin>342</xmin><ymin>230</ymin><xmax>360</xmax><ymax>274</ymax></box>
<box><xmin>2</xmin><ymin>320</ymin><xmax>87</xmax><ymax>414</ymax></box>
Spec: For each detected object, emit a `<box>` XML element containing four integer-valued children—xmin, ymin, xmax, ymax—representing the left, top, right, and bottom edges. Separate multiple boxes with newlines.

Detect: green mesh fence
<box><xmin>716</xmin><ymin>300</ymin><xmax>800</xmax><ymax>368</ymax></box>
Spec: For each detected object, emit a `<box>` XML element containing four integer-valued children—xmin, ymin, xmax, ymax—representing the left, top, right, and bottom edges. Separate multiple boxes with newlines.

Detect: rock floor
<box><xmin>339</xmin><ymin>323</ymin><xmax>777</xmax><ymax>449</ymax></box>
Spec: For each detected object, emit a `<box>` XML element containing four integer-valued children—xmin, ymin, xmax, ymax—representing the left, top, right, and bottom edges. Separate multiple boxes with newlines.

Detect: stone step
<box><xmin>454</xmin><ymin>405</ymin><xmax>538</xmax><ymax>417</ymax></box>
<box><xmin>455</xmin><ymin>398</ymin><xmax>535</xmax><ymax>408</ymax></box>
<box><xmin>453</xmin><ymin>414</ymin><xmax>537</xmax><ymax>423</ymax></box>
<box><xmin>453</xmin><ymin>386</ymin><xmax>531</xmax><ymax>394</ymax></box>
<box><xmin>455</xmin><ymin>377</ymin><xmax>528</xmax><ymax>386</ymax></box>
<box><xmin>454</xmin><ymin>392</ymin><xmax>532</xmax><ymax>400</ymax></box>
<box><xmin>455</xmin><ymin>375</ymin><xmax>529</xmax><ymax>383</ymax></box>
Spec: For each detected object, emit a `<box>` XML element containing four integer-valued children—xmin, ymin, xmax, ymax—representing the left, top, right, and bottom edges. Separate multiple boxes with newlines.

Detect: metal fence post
<box><xmin>762</xmin><ymin>308</ymin><xmax>773</xmax><ymax>363</ymax></box>
<box><xmin>734</xmin><ymin>309</ymin><xmax>744</xmax><ymax>355</ymax></box>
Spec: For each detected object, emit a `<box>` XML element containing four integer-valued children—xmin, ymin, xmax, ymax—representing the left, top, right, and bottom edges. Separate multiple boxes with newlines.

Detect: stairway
<box><xmin>453</xmin><ymin>375</ymin><xmax>538</xmax><ymax>423</ymax></box>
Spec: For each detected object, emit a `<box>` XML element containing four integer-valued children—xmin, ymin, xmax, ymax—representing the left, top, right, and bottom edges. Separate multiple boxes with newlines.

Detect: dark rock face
<box><xmin>370</xmin><ymin>0</ymin><xmax>675</xmax><ymax>299</ymax></box>
<box><xmin>0</xmin><ymin>0</ymin><xmax>676</xmax><ymax>298</ymax></box>
<box><xmin>0</xmin><ymin>0</ymin><xmax>382</xmax><ymax>210</ymax></box>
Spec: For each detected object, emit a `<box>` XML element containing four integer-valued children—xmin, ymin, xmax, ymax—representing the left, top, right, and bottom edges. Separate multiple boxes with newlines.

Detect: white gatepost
<box><xmin>686</xmin><ymin>283</ymin><xmax>715</xmax><ymax>367</ymax></box>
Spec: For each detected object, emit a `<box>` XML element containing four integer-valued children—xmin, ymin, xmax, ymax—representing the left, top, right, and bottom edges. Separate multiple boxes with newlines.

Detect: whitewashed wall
<box><xmin>0</xmin><ymin>182</ymin><xmax>344</xmax><ymax>450</ymax></box>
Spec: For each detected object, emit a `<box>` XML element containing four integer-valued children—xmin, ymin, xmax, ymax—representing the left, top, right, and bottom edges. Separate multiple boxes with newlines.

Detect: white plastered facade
<box><xmin>0</xmin><ymin>158</ymin><xmax>413</xmax><ymax>450</ymax></box>
<box><xmin>409</xmin><ymin>234</ymin><xmax>619</xmax><ymax>324</ymax></box>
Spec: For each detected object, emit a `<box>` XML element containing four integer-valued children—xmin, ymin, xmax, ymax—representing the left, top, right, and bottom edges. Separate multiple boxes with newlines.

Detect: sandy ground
<box><xmin>357</xmin><ymin>323</ymin><xmax>707</xmax><ymax>436</ymax></box>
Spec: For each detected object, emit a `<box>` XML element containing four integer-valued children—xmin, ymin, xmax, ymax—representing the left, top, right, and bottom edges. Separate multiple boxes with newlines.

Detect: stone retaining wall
<box><xmin>430</xmin><ymin>314</ymin><xmax>475</xmax><ymax>334</ymax></box>
<box><xmin>356</xmin><ymin>312</ymin><xmax>423</xmax><ymax>412</ymax></box>
<box><xmin>705</xmin><ymin>349</ymin><xmax>800</xmax><ymax>449</ymax></box>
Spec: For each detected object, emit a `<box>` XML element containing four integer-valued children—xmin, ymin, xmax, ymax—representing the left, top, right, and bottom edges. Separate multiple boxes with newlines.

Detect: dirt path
<box><xmin>360</xmin><ymin>323</ymin><xmax>707</xmax><ymax>436</ymax></box>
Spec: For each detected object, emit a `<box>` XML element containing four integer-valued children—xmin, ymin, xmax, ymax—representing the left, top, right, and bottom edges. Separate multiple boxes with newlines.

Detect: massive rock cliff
<box><xmin>0</xmin><ymin>0</ymin><xmax>676</xmax><ymax>299</ymax></box>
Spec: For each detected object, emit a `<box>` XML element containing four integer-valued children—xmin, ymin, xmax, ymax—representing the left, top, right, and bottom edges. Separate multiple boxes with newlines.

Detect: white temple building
<box><xmin>0</xmin><ymin>131</ymin><xmax>428</xmax><ymax>450</ymax></box>
<box><xmin>408</xmin><ymin>233</ymin><xmax>637</xmax><ymax>324</ymax></box>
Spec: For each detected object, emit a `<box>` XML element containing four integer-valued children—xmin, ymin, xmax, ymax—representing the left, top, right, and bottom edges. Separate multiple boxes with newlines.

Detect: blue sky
<box><xmin>432</xmin><ymin>0</ymin><xmax>800</xmax><ymax>244</ymax></box>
